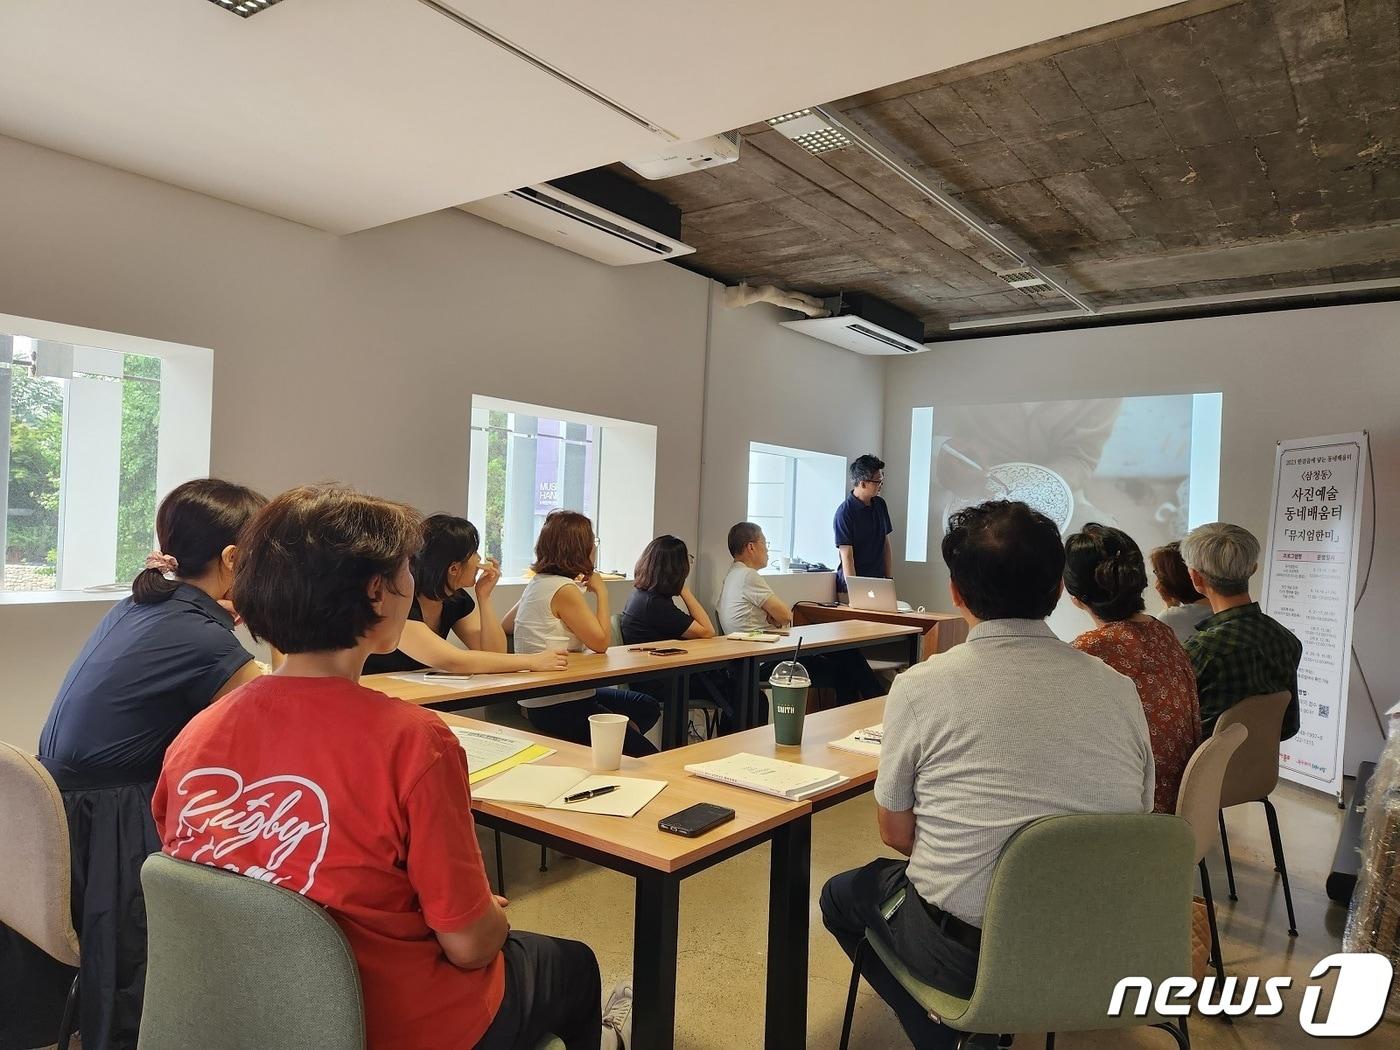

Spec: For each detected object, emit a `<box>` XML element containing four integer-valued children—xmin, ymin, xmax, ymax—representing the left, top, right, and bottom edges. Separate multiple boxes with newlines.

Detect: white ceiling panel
<box><xmin>450</xmin><ymin>1</ymin><xmax>1181</xmax><ymax>142</ymax></box>
<box><xmin>0</xmin><ymin>0</ymin><xmax>1178</xmax><ymax>233</ymax></box>
<box><xmin>0</xmin><ymin>0</ymin><xmax>664</xmax><ymax>232</ymax></box>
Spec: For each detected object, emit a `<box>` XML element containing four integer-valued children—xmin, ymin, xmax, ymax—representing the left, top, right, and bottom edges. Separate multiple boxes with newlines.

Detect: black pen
<box><xmin>563</xmin><ymin>784</ymin><xmax>619</xmax><ymax>804</ymax></box>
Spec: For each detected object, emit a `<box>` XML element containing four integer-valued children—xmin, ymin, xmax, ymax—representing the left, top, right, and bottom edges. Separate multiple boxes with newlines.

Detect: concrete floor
<box><xmin>482</xmin><ymin>712</ymin><xmax>1398</xmax><ymax>1049</ymax></box>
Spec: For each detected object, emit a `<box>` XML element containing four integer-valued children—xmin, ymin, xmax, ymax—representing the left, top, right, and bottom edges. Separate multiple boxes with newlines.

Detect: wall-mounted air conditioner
<box><xmin>779</xmin><ymin>292</ymin><xmax>928</xmax><ymax>355</ymax></box>
<box><xmin>459</xmin><ymin>173</ymin><xmax>695</xmax><ymax>267</ymax></box>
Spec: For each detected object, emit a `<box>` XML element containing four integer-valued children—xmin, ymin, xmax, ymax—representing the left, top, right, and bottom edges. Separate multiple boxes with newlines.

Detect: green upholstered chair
<box><xmin>839</xmin><ymin>813</ymin><xmax>1196</xmax><ymax>1050</ymax></box>
<box><xmin>139</xmin><ymin>853</ymin><xmax>366</xmax><ymax>1049</ymax></box>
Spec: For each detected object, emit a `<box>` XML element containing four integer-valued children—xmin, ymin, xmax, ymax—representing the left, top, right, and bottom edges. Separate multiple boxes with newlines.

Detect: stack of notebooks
<box><xmin>684</xmin><ymin>752</ymin><xmax>848</xmax><ymax>801</ymax></box>
<box><xmin>828</xmin><ymin>724</ymin><xmax>883</xmax><ymax>758</ymax></box>
<box><xmin>450</xmin><ymin>726</ymin><xmax>556</xmax><ymax>786</ymax></box>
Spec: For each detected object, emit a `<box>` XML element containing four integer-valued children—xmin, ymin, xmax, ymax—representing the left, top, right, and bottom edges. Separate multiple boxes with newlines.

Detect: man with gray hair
<box><xmin>1180</xmin><ymin>522</ymin><xmax>1302</xmax><ymax>737</ymax></box>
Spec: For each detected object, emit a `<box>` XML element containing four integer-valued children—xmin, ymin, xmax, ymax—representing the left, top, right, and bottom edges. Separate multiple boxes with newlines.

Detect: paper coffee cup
<box><xmin>589</xmin><ymin>713</ymin><xmax>628</xmax><ymax>771</ymax></box>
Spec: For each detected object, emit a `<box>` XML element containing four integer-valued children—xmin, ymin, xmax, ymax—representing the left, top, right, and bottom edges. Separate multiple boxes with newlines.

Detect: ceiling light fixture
<box><xmin>807</xmin><ymin>104</ymin><xmax>1094</xmax><ymax>315</ymax></box>
<box><xmin>208</xmin><ymin>0</ymin><xmax>285</xmax><ymax>18</ymax></box>
<box><xmin>766</xmin><ymin>110</ymin><xmax>851</xmax><ymax>155</ymax></box>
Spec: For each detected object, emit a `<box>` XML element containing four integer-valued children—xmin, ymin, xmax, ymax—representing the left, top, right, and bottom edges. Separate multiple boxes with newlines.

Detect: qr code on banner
<box><xmin>1318</xmin><ymin>705</ymin><xmax>1330</xmax><ymax>719</ymax></box>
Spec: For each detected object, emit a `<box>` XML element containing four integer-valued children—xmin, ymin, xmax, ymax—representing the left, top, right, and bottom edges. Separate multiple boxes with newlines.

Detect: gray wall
<box><xmin>0</xmin><ymin>134</ymin><xmax>880</xmax><ymax>747</ymax></box>
<box><xmin>882</xmin><ymin>302</ymin><xmax>1400</xmax><ymax>767</ymax></box>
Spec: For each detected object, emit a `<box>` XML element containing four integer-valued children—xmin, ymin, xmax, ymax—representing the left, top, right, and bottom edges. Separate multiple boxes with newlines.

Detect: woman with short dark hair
<box><xmin>33</xmin><ymin>477</ymin><xmax>267</xmax><ymax>1050</ymax></box>
<box><xmin>1149</xmin><ymin>540</ymin><xmax>1212</xmax><ymax>644</ymax></box>
<box><xmin>1064</xmin><ymin>523</ymin><xmax>1201</xmax><ymax>813</ymax></box>
<box><xmin>362</xmin><ymin>514</ymin><xmax>566</xmax><ymax>677</ymax></box>
<box><xmin>154</xmin><ymin>484</ymin><xmax>627</xmax><ymax>1050</ymax></box>
<box><xmin>619</xmin><ymin>535</ymin><xmax>714</xmax><ymax>644</ymax></box>
<box><xmin>503</xmin><ymin>510</ymin><xmax>661</xmax><ymax>755</ymax></box>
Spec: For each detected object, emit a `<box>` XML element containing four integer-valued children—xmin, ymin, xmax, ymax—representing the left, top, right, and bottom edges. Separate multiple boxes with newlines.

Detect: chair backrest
<box><xmin>968</xmin><ymin>813</ymin><xmax>1195</xmax><ymax>1033</ymax></box>
<box><xmin>1176</xmin><ymin>724</ymin><xmax>1247</xmax><ymax>862</ymax></box>
<box><xmin>0</xmin><ymin>741</ymin><xmax>79</xmax><ymax>966</ymax></box>
<box><xmin>139</xmin><ymin>854</ymin><xmax>364</xmax><ymax>1050</ymax></box>
<box><xmin>609</xmin><ymin>612</ymin><xmax>623</xmax><ymax>647</ymax></box>
<box><xmin>1213</xmin><ymin>691</ymin><xmax>1291</xmax><ymax>807</ymax></box>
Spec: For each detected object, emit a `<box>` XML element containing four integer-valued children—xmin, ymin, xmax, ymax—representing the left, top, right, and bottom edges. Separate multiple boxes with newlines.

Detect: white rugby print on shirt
<box><xmin>170</xmin><ymin>766</ymin><xmax>331</xmax><ymax>893</ymax></box>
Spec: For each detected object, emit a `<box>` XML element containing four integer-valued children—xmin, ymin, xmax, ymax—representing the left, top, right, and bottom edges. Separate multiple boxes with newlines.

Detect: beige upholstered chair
<box><xmin>1213</xmin><ymin>691</ymin><xmax>1298</xmax><ymax>937</ymax></box>
<box><xmin>0</xmin><ymin>740</ymin><xmax>81</xmax><ymax>1049</ymax></box>
<box><xmin>1176</xmin><ymin>723</ymin><xmax>1247</xmax><ymax>978</ymax></box>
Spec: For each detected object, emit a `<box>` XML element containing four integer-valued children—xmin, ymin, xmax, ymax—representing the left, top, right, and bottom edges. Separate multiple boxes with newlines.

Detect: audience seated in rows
<box><xmin>1150</xmin><ymin>540</ymin><xmax>1213</xmax><ymax>644</ymax></box>
<box><xmin>719</xmin><ymin>522</ymin><xmax>883</xmax><ymax>705</ymax></box>
<box><xmin>1180</xmin><ymin>522</ymin><xmax>1303</xmax><ymax>737</ymax></box>
<box><xmin>504</xmin><ymin>510</ymin><xmax>661</xmax><ymax>757</ymax></box>
<box><xmin>363</xmin><ymin>513</ymin><xmax>567</xmax><ymax>677</ymax></box>
<box><xmin>821</xmin><ymin>500</ymin><xmax>1155</xmax><ymax>1050</ymax></box>
<box><xmin>155</xmin><ymin>484</ymin><xmax>630</xmax><ymax>1050</ymax></box>
<box><xmin>1064</xmin><ymin>523</ymin><xmax>1202</xmax><ymax>813</ymax></box>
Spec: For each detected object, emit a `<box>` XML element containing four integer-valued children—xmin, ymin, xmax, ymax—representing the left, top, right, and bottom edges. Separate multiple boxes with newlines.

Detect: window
<box><xmin>746</xmin><ymin>442</ymin><xmax>847</xmax><ymax>570</ymax></box>
<box><xmin>1</xmin><ymin>315</ymin><xmax>212</xmax><ymax>597</ymax></box>
<box><xmin>468</xmin><ymin>396</ymin><xmax>656</xmax><ymax>578</ymax></box>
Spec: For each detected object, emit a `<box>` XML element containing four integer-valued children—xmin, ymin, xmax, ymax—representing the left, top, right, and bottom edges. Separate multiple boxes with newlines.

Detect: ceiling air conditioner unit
<box><xmin>459</xmin><ymin>170</ymin><xmax>695</xmax><ymax>267</ymax></box>
<box><xmin>779</xmin><ymin>292</ymin><xmax>928</xmax><ymax>355</ymax></box>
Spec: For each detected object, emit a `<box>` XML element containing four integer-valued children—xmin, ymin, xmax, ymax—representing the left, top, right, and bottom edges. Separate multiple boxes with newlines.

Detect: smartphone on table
<box><xmin>658</xmin><ymin>803</ymin><xmax>736</xmax><ymax>837</ymax></box>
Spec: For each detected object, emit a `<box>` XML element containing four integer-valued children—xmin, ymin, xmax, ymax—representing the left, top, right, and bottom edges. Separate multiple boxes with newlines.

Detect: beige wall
<box><xmin>694</xmin><ymin>299</ymin><xmax>887</xmax><ymax>603</ymax></box>
<box><xmin>0</xmin><ymin>135</ymin><xmax>886</xmax><ymax>748</ymax></box>
<box><xmin>882</xmin><ymin>302</ymin><xmax>1400</xmax><ymax>770</ymax></box>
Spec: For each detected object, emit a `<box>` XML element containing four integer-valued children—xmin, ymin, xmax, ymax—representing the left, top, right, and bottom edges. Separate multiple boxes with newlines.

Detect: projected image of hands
<box><xmin>906</xmin><ymin>392</ymin><xmax>1223</xmax><ymax>565</ymax></box>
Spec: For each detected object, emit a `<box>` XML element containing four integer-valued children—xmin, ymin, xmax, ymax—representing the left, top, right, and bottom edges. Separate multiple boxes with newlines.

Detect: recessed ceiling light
<box><xmin>208</xmin><ymin>0</ymin><xmax>285</xmax><ymax>17</ymax></box>
<box><xmin>766</xmin><ymin>109</ymin><xmax>851</xmax><ymax>155</ymax></box>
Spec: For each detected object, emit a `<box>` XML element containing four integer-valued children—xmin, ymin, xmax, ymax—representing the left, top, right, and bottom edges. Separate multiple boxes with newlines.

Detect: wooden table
<box><xmin>370</xmin><ymin>620</ymin><xmax>916</xmax><ymax>748</ymax></box>
<box><xmin>792</xmin><ymin>602</ymin><xmax>968</xmax><ymax>660</ymax></box>
<box><xmin>439</xmin><ymin>699</ymin><xmax>885</xmax><ymax>1049</ymax></box>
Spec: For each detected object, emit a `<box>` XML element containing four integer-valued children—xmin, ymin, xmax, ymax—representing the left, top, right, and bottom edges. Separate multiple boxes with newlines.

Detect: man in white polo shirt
<box><xmin>821</xmin><ymin>500</ymin><xmax>1154</xmax><ymax>1048</ymax></box>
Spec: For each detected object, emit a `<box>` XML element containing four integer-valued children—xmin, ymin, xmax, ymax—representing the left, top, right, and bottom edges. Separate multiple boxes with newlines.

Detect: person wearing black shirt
<box><xmin>834</xmin><ymin>453</ymin><xmax>893</xmax><ymax>596</ymax></box>
<box><xmin>362</xmin><ymin>514</ymin><xmax>566</xmax><ymax>676</ymax></box>
<box><xmin>17</xmin><ymin>479</ymin><xmax>267</xmax><ymax>1050</ymax></box>
<box><xmin>619</xmin><ymin>536</ymin><xmax>740</xmax><ymax>733</ymax></box>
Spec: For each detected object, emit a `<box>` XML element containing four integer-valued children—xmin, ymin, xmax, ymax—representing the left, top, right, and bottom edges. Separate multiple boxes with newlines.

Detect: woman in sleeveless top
<box><xmin>363</xmin><ymin>514</ymin><xmax>566</xmax><ymax>677</ymax></box>
<box><xmin>503</xmin><ymin>511</ymin><xmax>661</xmax><ymax>756</ymax></box>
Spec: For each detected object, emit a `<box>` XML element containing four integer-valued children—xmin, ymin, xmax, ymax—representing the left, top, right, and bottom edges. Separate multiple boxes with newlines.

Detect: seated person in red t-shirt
<box><xmin>153</xmin><ymin>484</ymin><xmax>632</xmax><ymax>1050</ymax></box>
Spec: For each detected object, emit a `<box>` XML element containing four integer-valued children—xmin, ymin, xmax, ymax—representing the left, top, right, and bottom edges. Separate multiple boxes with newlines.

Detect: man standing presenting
<box><xmin>835</xmin><ymin>454</ymin><xmax>893</xmax><ymax>598</ymax></box>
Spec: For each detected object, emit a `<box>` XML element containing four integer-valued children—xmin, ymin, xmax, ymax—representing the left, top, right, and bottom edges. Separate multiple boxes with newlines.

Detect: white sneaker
<box><xmin>601</xmin><ymin>980</ymin><xmax>634</xmax><ymax>1050</ymax></box>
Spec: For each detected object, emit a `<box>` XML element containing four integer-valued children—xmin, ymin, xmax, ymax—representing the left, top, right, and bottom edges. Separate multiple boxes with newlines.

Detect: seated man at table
<box><xmin>821</xmin><ymin>500</ymin><xmax>1153</xmax><ymax>1049</ymax></box>
<box><xmin>153</xmin><ymin>484</ymin><xmax>631</xmax><ymax>1050</ymax></box>
<box><xmin>718</xmin><ymin>521</ymin><xmax>882</xmax><ymax>705</ymax></box>
<box><xmin>1180</xmin><ymin>521</ymin><xmax>1303</xmax><ymax>738</ymax></box>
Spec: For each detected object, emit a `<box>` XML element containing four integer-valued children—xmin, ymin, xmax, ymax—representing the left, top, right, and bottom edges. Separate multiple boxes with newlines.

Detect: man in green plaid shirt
<box><xmin>1181</xmin><ymin>523</ymin><xmax>1302</xmax><ymax>737</ymax></box>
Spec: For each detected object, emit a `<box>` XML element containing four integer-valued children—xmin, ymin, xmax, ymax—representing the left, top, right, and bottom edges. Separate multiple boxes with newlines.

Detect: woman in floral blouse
<box><xmin>1064</xmin><ymin>523</ymin><xmax>1202</xmax><ymax>813</ymax></box>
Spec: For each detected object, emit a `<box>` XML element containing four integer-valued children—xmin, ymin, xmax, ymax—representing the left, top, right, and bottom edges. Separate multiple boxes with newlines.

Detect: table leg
<box><xmin>748</xmin><ymin>656</ymin><xmax>766</xmax><ymax>728</ymax></box>
<box><xmin>662</xmin><ymin>674</ymin><xmax>691</xmax><ymax>749</ymax></box>
<box><xmin>633</xmin><ymin>873</ymin><xmax>681</xmax><ymax>1050</ymax></box>
<box><xmin>908</xmin><ymin>632</ymin><xmax>921</xmax><ymax>667</ymax></box>
<box><xmin>765</xmin><ymin>816</ymin><xmax>812</xmax><ymax>1049</ymax></box>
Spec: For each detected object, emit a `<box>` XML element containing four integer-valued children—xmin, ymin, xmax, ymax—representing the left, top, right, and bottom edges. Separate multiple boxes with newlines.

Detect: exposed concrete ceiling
<box><xmin>614</xmin><ymin>0</ymin><xmax>1400</xmax><ymax>332</ymax></box>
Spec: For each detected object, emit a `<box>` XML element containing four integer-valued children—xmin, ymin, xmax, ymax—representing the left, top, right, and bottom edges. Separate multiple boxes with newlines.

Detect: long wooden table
<box><xmin>792</xmin><ymin>601</ymin><xmax>969</xmax><ymax>660</ymax></box>
<box><xmin>371</xmin><ymin>620</ymin><xmax>916</xmax><ymax>748</ymax></box>
<box><xmin>439</xmin><ymin>699</ymin><xmax>885</xmax><ymax>1049</ymax></box>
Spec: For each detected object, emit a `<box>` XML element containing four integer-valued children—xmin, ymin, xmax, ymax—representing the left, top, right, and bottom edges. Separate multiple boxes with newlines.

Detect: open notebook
<box><xmin>471</xmin><ymin>765</ymin><xmax>666</xmax><ymax>817</ymax></box>
<box><xmin>828</xmin><ymin>724</ymin><xmax>882</xmax><ymax>758</ymax></box>
<box><xmin>684</xmin><ymin>752</ymin><xmax>848</xmax><ymax>801</ymax></box>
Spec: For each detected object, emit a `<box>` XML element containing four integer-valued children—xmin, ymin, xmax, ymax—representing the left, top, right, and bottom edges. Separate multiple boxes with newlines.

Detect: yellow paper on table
<box><xmin>469</xmin><ymin>744</ymin><xmax>555</xmax><ymax>786</ymax></box>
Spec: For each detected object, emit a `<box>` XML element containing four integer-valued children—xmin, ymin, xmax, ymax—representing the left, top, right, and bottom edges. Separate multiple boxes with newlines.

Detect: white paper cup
<box><xmin>589</xmin><ymin>713</ymin><xmax>628</xmax><ymax>771</ymax></box>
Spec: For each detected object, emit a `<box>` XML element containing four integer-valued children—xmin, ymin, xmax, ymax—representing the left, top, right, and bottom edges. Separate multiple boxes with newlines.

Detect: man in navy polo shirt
<box><xmin>834</xmin><ymin>453</ymin><xmax>893</xmax><ymax>597</ymax></box>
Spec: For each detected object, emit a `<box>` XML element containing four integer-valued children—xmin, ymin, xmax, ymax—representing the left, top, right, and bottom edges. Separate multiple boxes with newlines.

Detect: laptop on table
<box><xmin>845</xmin><ymin>576</ymin><xmax>898</xmax><ymax>613</ymax></box>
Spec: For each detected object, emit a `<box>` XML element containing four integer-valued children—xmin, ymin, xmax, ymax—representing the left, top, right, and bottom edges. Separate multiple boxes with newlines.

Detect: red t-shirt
<box><xmin>153</xmin><ymin>676</ymin><xmax>503</xmax><ymax>1049</ymax></box>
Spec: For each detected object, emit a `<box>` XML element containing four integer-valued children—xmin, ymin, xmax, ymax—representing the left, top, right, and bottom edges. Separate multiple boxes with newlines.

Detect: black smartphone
<box><xmin>658</xmin><ymin>802</ymin><xmax>736</xmax><ymax>837</ymax></box>
<box><xmin>649</xmin><ymin>647</ymin><xmax>687</xmax><ymax>656</ymax></box>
